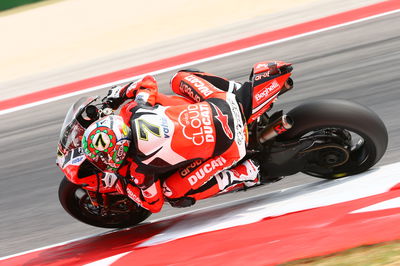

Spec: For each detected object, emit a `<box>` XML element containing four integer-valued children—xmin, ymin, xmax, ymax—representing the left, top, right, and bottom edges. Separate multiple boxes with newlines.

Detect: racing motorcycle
<box><xmin>56</xmin><ymin>61</ymin><xmax>388</xmax><ymax>228</ymax></box>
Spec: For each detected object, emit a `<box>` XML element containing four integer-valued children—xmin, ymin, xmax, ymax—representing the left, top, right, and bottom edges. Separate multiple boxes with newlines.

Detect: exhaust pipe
<box><xmin>259</xmin><ymin>115</ymin><xmax>293</xmax><ymax>143</ymax></box>
<box><xmin>284</xmin><ymin>77</ymin><xmax>294</xmax><ymax>90</ymax></box>
<box><xmin>278</xmin><ymin>77</ymin><xmax>294</xmax><ymax>96</ymax></box>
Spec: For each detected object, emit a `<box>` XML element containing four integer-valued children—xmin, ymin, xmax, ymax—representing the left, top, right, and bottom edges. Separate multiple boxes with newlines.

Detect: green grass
<box><xmin>281</xmin><ymin>240</ymin><xmax>400</xmax><ymax>266</ymax></box>
<box><xmin>0</xmin><ymin>0</ymin><xmax>48</xmax><ymax>12</ymax></box>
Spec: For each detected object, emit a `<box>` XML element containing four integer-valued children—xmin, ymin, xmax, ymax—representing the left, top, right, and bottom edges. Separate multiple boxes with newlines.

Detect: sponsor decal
<box><xmin>179</xmin><ymin>159</ymin><xmax>203</xmax><ymax>177</ymax></box>
<box><xmin>71</xmin><ymin>156</ymin><xmax>84</xmax><ymax>165</ymax></box>
<box><xmin>126</xmin><ymin>187</ymin><xmax>143</xmax><ymax>207</ymax></box>
<box><xmin>188</xmin><ymin>156</ymin><xmax>227</xmax><ymax>185</ymax></box>
<box><xmin>255</xmin><ymin>80</ymin><xmax>280</xmax><ymax>102</ymax></box>
<box><xmin>160</xmin><ymin>116</ymin><xmax>170</xmax><ymax>138</ymax></box>
<box><xmin>121</xmin><ymin>123</ymin><xmax>129</xmax><ymax>136</ymax></box>
<box><xmin>254</xmin><ymin>62</ymin><xmax>279</xmax><ymax>75</ymax></box>
<box><xmin>255</xmin><ymin>63</ymin><xmax>268</xmax><ymax>69</ymax></box>
<box><xmin>143</xmin><ymin>191</ymin><xmax>152</xmax><ymax>197</ymax></box>
<box><xmin>184</xmin><ymin>75</ymin><xmax>213</xmax><ymax>97</ymax></box>
<box><xmin>62</xmin><ymin>148</ymin><xmax>85</xmax><ymax>168</ymax></box>
<box><xmin>178</xmin><ymin>103</ymin><xmax>215</xmax><ymax>146</ymax></box>
<box><xmin>179</xmin><ymin>81</ymin><xmax>202</xmax><ymax>102</ymax></box>
<box><xmin>117</xmin><ymin>144</ymin><xmax>126</xmax><ymax>158</ymax></box>
<box><xmin>227</xmin><ymin>96</ymin><xmax>245</xmax><ymax>146</ymax></box>
<box><xmin>254</xmin><ymin>71</ymin><xmax>270</xmax><ymax>81</ymax></box>
<box><xmin>110</xmin><ymin>140</ymin><xmax>130</xmax><ymax>167</ymax></box>
<box><xmin>136</xmin><ymin>116</ymin><xmax>170</xmax><ymax>141</ymax></box>
<box><xmin>210</xmin><ymin>103</ymin><xmax>233</xmax><ymax>139</ymax></box>
<box><xmin>142</xmin><ymin>183</ymin><xmax>158</xmax><ymax>198</ymax></box>
<box><xmin>274</xmin><ymin>124</ymin><xmax>289</xmax><ymax>134</ymax></box>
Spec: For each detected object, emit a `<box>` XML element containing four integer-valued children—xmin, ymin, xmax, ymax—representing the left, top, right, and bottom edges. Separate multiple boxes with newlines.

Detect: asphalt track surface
<box><xmin>1</xmin><ymin>12</ymin><xmax>399</xmax><ymax>257</ymax></box>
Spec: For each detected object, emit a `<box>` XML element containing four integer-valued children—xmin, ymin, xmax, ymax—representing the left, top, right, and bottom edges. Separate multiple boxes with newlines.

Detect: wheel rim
<box><xmin>72</xmin><ymin>188</ymin><xmax>143</xmax><ymax>227</ymax></box>
<box><xmin>301</xmin><ymin>128</ymin><xmax>375</xmax><ymax>178</ymax></box>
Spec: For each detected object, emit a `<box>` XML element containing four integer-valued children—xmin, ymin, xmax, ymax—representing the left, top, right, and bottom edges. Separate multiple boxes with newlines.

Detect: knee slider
<box><xmin>167</xmin><ymin>197</ymin><xmax>196</xmax><ymax>208</ymax></box>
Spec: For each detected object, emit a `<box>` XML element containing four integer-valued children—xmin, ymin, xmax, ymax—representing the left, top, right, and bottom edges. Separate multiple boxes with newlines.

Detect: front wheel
<box><xmin>58</xmin><ymin>177</ymin><xmax>151</xmax><ymax>228</ymax></box>
<box><xmin>281</xmin><ymin>99</ymin><xmax>388</xmax><ymax>178</ymax></box>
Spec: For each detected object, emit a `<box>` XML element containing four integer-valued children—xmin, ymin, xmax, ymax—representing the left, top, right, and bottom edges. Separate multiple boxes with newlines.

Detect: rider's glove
<box><xmin>103</xmin><ymin>85</ymin><xmax>126</xmax><ymax>109</ymax></box>
<box><xmin>103</xmin><ymin>82</ymin><xmax>138</xmax><ymax>109</ymax></box>
<box><xmin>132</xmin><ymin>75</ymin><xmax>158</xmax><ymax>106</ymax></box>
<box><xmin>103</xmin><ymin>76</ymin><xmax>158</xmax><ymax>109</ymax></box>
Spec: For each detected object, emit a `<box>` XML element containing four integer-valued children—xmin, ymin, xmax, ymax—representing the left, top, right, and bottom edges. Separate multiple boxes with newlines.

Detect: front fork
<box><xmin>86</xmin><ymin>190</ymin><xmax>111</xmax><ymax>215</ymax></box>
<box><xmin>87</xmin><ymin>190</ymin><xmax>100</xmax><ymax>207</ymax></box>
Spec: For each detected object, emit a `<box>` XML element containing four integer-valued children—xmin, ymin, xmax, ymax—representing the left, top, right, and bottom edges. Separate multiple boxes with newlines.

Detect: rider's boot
<box><xmin>214</xmin><ymin>159</ymin><xmax>260</xmax><ymax>192</ymax></box>
<box><xmin>125</xmin><ymin>181</ymin><xmax>164</xmax><ymax>213</ymax></box>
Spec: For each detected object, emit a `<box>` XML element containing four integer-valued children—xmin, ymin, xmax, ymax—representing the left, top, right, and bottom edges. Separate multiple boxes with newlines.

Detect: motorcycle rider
<box><xmin>82</xmin><ymin>70</ymin><xmax>267</xmax><ymax>213</ymax></box>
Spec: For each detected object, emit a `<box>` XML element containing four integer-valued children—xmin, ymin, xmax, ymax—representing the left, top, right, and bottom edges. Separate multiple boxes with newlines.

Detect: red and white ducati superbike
<box><xmin>57</xmin><ymin>61</ymin><xmax>388</xmax><ymax>228</ymax></box>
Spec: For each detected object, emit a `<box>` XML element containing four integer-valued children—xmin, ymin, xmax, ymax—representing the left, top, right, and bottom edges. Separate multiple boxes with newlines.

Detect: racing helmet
<box><xmin>82</xmin><ymin>115</ymin><xmax>131</xmax><ymax>172</ymax></box>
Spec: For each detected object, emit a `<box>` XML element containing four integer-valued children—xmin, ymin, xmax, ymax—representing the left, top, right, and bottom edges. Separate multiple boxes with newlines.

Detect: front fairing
<box><xmin>56</xmin><ymin>96</ymin><xmax>120</xmax><ymax>193</ymax></box>
<box><xmin>57</xmin><ymin>147</ymin><xmax>86</xmax><ymax>180</ymax></box>
<box><xmin>57</xmin><ymin>97</ymin><xmax>97</xmax><ymax>178</ymax></box>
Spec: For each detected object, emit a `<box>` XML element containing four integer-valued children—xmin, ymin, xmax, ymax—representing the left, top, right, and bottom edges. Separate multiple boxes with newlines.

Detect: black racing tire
<box><xmin>58</xmin><ymin>177</ymin><xmax>151</xmax><ymax>228</ymax></box>
<box><xmin>281</xmin><ymin>99</ymin><xmax>388</xmax><ymax>178</ymax></box>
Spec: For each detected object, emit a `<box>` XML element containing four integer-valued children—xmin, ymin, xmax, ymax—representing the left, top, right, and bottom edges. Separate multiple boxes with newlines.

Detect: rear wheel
<box><xmin>281</xmin><ymin>99</ymin><xmax>388</xmax><ymax>178</ymax></box>
<box><xmin>58</xmin><ymin>177</ymin><xmax>151</xmax><ymax>228</ymax></box>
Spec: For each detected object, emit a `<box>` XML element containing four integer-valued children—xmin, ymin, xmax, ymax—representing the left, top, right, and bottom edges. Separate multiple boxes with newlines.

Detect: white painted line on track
<box><xmin>1</xmin><ymin>8</ymin><xmax>399</xmax><ymax>116</ymax></box>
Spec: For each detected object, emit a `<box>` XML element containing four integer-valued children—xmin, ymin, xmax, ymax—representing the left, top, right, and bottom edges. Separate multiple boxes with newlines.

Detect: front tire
<box><xmin>281</xmin><ymin>99</ymin><xmax>388</xmax><ymax>178</ymax></box>
<box><xmin>58</xmin><ymin>177</ymin><xmax>151</xmax><ymax>228</ymax></box>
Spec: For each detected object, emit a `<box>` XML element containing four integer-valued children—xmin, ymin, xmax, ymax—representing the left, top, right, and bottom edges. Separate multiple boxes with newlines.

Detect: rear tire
<box><xmin>281</xmin><ymin>99</ymin><xmax>388</xmax><ymax>178</ymax></box>
<box><xmin>58</xmin><ymin>177</ymin><xmax>151</xmax><ymax>228</ymax></box>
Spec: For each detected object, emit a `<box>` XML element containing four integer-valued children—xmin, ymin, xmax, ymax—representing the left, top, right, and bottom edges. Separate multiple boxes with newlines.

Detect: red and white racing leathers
<box><xmin>113</xmin><ymin>72</ymin><xmax>260</xmax><ymax>213</ymax></box>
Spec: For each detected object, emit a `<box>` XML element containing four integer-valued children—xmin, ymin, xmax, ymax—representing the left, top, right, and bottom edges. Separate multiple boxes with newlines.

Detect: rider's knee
<box><xmin>162</xmin><ymin>179</ymin><xmax>197</xmax><ymax>208</ymax></box>
<box><xmin>170</xmin><ymin>71</ymin><xmax>190</xmax><ymax>95</ymax></box>
<box><xmin>162</xmin><ymin>178</ymin><xmax>188</xmax><ymax>199</ymax></box>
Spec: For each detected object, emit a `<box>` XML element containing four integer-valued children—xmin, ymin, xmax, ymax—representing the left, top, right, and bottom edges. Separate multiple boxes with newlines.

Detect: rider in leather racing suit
<box><xmin>82</xmin><ymin>70</ymin><xmax>265</xmax><ymax>213</ymax></box>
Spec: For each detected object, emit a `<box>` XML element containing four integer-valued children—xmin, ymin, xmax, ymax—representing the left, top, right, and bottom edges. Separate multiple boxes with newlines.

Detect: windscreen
<box><xmin>58</xmin><ymin>96</ymin><xmax>98</xmax><ymax>152</ymax></box>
